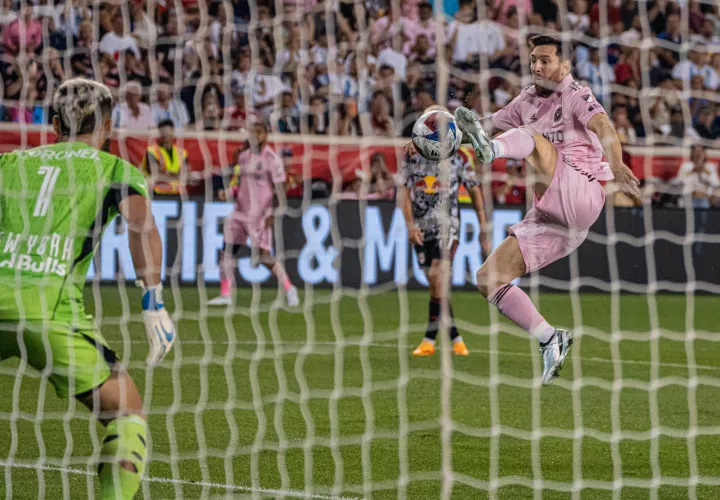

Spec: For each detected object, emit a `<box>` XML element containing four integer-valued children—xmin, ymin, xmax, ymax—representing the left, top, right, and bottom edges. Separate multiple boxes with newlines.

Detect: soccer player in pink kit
<box><xmin>454</xmin><ymin>35</ymin><xmax>640</xmax><ymax>385</ymax></box>
<box><xmin>209</xmin><ymin>121</ymin><xmax>299</xmax><ymax>306</ymax></box>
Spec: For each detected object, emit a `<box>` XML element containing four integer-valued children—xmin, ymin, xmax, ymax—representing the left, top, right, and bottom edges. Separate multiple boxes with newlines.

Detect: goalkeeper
<box><xmin>0</xmin><ymin>78</ymin><xmax>176</xmax><ymax>499</ymax></box>
<box><xmin>399</xmin><ymin>108</ymin><xmax>492</xmax><ymax>356</ymax></box>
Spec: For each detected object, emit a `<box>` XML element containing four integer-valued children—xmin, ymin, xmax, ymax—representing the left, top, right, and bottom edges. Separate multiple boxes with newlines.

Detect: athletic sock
<box><xmin>220</xmin><ymin>279</ymin><xmax>232</xmax><ymax>297</ymax></box>
<box><xmin>488</xmin><ymin>284</ymin><xmax>555</xmax><ymax>344</ymax></box>
<box><xmin>491</xmin><ymin>128</ymin><xmax>536</xmax><ymax>160</ymax></box>
<box><xmin>448</xmin><ymin>305</ymin><xmax>461</xmax><ymax>343</ymax></box>
<box><xmin>98</xmin><ymin>415</ymin><xmax>148</xmax><ymax>500</ymax></box>
<box><xmin>219</xmin><ymin>247</ymin><xmax>234</xmax><ymax>296</ymax></box>
<box><xmin>423</xmin><ymin>297</ymin><xmax>442</xmax><ymax>342</ymax></box>
<box><xmin>271</xmin><ymin>262</ymin><xmax>293</xmax><ymax>292</ymax></box>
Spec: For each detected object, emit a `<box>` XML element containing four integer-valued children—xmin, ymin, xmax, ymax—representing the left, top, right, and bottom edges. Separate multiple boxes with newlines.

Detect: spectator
<box><xmin>130</xmin><ymin>0</ymin><xmax>158</xmax><ymax>50</ymax></box>
<box><xmin>340</xmin><ymin>152</ymin><xmax>395</xmax><ymax>200</ymax></box>
<box><xmin>402</xmin><ymin>1</ymin><xmax>438</xmax><ymax>58</ymax></box>
<box><xmin>303</xmin><ymin>95</ymin><xmax>330</xmax><ymax>134</ymax></box>
<box><xmin>657</xmin><ymin>12</ymin><xmax>682</xmax><ymax>69</ymax></box>
<box><xmin>100</xmin><ymin>13</ymin><xmax>140</xmax><ymax>65</ymax></box>
<box><xmin>577</xmin><ymin>47</ymin><xmax>616</xmax><ymax>105</ymax></box>
<box><xmin>492</xmin><ymin>160</ymin><xmax>526</xmax><ymax>205</ymax></box>
<box><xmin>672</xmin><ymin>45</ymin><xmax>707</xmax><ymax>87</ymax></box>
<box><xmin>447</xmin><ymin>1</ymin><xmax>505</xmax><ymax>69</ymax></box>
<box><xmin>140</xmin><ymin>120</ymin><xmax>191</xmax><ymax>196</ymax></box>
<box><xmin>274</xmin><ymin>90</ymin><xmax>299</xmax><ymax>133</ymax></box>
<box><xmin>497</xmin><ymin>6</ymin><xmax>521</xmax><ymax>73</ymax></box>
<box><xmin>231</xmin><ymin>51</ymin><xmax>252</xmax><ymax>94</ymax></box>
<box><xmin>35</xmin><ymin>47</ymin><xmax>65</xmax><ymax>105</ymax></box>
<box><xmin>689</xmin><ymin>75</ymin><xmax>711</xmax><ymax>121</ymax></box>
<box><xmin>401</xmin><ymin>88</ymin><xmax>435</xmax><ymax>137</ymax></box>
<box><xmin>665</xmin><ymin>107</ymin><xmax>700</xmax><ymax>142</ymax></box>
<box><xmin>567</xmin><ymin>0</ymin><xmax>590</xmax><ymax>33</ymax></box>
<box><xmin>694</xmin><ymin>106</ymin><xmax>720</xmax><ymax>140</ymax></box>
<box><xmin>152</xmin><ymin>82</ymin><xmax>190</xmax><ymax>129</ymax></box>
<box><xmin>199</xmin><ymin>90</ymin><xmax>222</xmax><ymax>131</ymax></box>
<box><xmin>155</xmin><ymin>10</ymin><xmax>184</xmax><ymax>81</ymax></box>
<box><xmin>122</xmin><ymin>49</ymin><xmax>152</xmax><ymax>89</ymax></box>
<box><xmin>692</xmin><ymin>19</ymin><xmax>720</xmax><ymax>47</ymax></box>
<box><xmin>703</xmin><ymin>53</ymin><xmax>720</xmax><ymax>91</ymax></box>
<box><xmin>375</xmin><ymin>64</ymin><xmax>411</xmax><ymax>117</ymax></box>
<box><xmin>0</xmin><ymin>0</ymin><xmax>18</xmax><ymax>27</ymax></box>
<box><xmin>689</xmin><ymin>0</ymin><xmax>705</xmax><ymax>35</ymax></box>
<box><xmin>614</xmin><ymin>47</ymin><xmax>641</xmax><ymax>86</ymax></box>
<box><xmin>671</xmin><ymin>145</ymin><xmax>720</xmax><ymax>208</ymax></box>
<box><xmin>612</xmin><ymin>105</ymin><xmax>637</xmax><ymax>144</ymax></box>
<box><xmin>377</xmin><ymin>30</ymin><xmax>409</xmax><ymax>81</ymax></box>
<box><xmin>71</xmin><ymin>19</ymin><xmax>95</xmax><ymax>78</ymax></box>
<box><xmin>620</xmin><ymin>0</ymin><xmax>639</xmax><ymax>30</ymax></box>
<box><xmin>363</xmin><ymin>91</ymin><xmax>394</xmax><ymax>137</ymax></box>
<box><xmin>621</xmin><ymin>15</ymin><xmax>643</xmax><ymax>45</ymax></box>
<box><xmin>2</xmin><ymin>6</ymin><xmax>42</xmax><ymax>55</ymax></box>
<box><xmin>113</xmin><ymin>82</ymin><xmax>154</xmax><ymax>130</ymax></box>
<box><xmin>6</xmin><ymin>81</ymin><xmax>42</xmax><ymax>124</ymax></box>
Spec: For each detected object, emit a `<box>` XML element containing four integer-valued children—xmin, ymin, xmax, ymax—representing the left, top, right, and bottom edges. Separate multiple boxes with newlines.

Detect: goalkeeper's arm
<box><xmin>118</xmin><ymin>194</ymin><xmax>177</xmax><ymax>366</ymax></box>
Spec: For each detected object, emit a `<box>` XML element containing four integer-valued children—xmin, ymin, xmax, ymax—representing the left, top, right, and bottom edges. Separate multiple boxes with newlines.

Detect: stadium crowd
<box><xmin>0</xmin><ymin>0</ymin><xmax>719</xmax><ymax>206</ymax></box>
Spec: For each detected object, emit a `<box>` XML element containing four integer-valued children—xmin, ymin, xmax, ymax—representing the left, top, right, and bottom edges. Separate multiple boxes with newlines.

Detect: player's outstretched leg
<box><xmin>413</xmin><ymin>259</ymin><xmax>468</xmax><ymax>356</ymax></box>
<box><xmin>454</xmin><ymin>107</ymin><xmax>557</xmax><ymax>186</ymax></box>
<box><xmin>476</xmin><ymin>233</ymin><xmax>573</xmax><ymax>385</ymax></box>
<box><xmin>259</xmin><ymin>250</ymin><xmax>299</xmax><ymax>307</ymax></box>
<box><xmin>78</xmin><ymin>368</ymin><xmax>147</xmax><ymax>499</ymax></box>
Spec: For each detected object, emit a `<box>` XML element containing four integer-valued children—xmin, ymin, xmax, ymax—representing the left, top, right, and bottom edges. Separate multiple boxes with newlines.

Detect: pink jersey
<box><xmin>232</xmin><ymin>145</ymin><xmax>286</xmax><ymax>219</ymax></box>
<box><xmin>492</xmin><ymin>74</ymin><xmax>613</xmax><ymax>181</ymax></box>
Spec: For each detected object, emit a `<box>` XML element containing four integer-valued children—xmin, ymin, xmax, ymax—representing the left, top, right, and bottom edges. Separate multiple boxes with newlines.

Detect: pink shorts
<box><xmin>510</xmin><ymin>154</ymin><xmax>605</xmax><ymax>273</ymax></box>
<box><xmin>223</xmin><ymin>213</ymin><xmax>273</xmax><ymax>251</ymax></box>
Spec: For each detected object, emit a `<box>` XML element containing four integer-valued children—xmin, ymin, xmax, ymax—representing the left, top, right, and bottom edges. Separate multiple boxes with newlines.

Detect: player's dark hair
<box><xmin>529</xmin><ymin>34</ymin><xmax>573</xmax><ymax>61</ymax></box>
<box><xmin>52</xmin><ymin>78</ymin><xmax>114</xmax><ymax>137</ymax></box>
<box><xmin>157</xmin><ymin>119</ymin><xmax>175</xmax><ymax>129</ymax></box>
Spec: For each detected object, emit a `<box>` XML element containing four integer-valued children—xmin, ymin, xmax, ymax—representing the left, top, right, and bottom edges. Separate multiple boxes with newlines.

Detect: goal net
<box><xmin>1</xmin><ymin>0</ymin><xmax>720</xmax><ymax>498</ymax></box>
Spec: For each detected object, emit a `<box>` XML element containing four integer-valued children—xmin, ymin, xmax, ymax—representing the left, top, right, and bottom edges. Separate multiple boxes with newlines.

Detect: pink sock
<box><xmin>488</xmin><ymin>284</ymin><xmax>555</xmax><ymax>343</ymax></box>
<box><xmin>491</xmin><ymin>128</ymin><xmax>536</xmax><ymax>160</ymax></box>
<box><xmin>220</xmin><ymin>279</ymin><xmax>232</xmax><ymax>296</ymax></box>
<box><xmin>271</xmin><ymin>262</ymin><xmax>293</xmax><ymax>292</ymax></box>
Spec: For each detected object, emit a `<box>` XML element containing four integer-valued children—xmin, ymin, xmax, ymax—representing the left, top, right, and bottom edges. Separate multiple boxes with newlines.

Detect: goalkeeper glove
<box><xmin>137</xmin><ymin>281</ymin><xmax>176</xmax><ymax>366</ymax></box>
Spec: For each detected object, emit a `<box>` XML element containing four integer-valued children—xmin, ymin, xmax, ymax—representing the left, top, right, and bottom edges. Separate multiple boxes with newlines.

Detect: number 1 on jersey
<box><xmin>34</xmin><ymin>166</ymin><xmax>61</xmax><ymax>217</ymax></box>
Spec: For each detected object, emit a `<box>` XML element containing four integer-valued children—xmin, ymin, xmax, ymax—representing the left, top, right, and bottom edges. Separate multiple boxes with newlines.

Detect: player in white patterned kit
<box><xmin>455</xmin><ymin>34</ymin><xmax>640</xmax><ymax>385</ymax></box>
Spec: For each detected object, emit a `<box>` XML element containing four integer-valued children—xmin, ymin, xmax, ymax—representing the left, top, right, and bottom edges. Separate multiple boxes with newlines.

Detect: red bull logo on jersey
<box><xmin>415</xmin><ymin>175</ymin><xmax>446</xmax><ymax>194</ymax></box>
<box><xmin>0</xmin><ymin>232</ymin><xmax>74</xmax><ymax>277</ymax></box>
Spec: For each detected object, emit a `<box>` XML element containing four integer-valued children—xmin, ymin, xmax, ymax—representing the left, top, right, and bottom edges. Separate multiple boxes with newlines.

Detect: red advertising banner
<box><xmin>1</xmin><ymin>125</ymin><xmax>717</xmax><ymax>184</ymax></box>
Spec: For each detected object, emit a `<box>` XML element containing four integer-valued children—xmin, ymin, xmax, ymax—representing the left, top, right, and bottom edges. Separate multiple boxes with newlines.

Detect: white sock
<box><xmin>423</xmin><ymin>337</ymin><xmax>436</xmax><ymax>345</ymax></box>
<box><xmin>453</xmin><ymin>336</ymin><xmax>463</xmax><ymax>344</ymax></box>
<box><xmin>491</xmin><ymin>139</ymin><xmax>505</xmax><ymax>158</ymax></box>
<box><xmin>532</xmin><ymin>321</ymin><xmax>556</xmax><ymax>344</ymax></box>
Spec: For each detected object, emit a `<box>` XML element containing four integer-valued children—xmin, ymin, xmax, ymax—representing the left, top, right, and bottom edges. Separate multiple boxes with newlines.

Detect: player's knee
<box><xmin>476</xmin><ymin>268</ymin><xmax>491</xmax><ymax>298</ymax></box>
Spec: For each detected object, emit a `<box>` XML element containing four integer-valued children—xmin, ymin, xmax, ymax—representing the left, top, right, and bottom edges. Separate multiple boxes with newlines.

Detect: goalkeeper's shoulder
<box><xmin>100</xmin><ymin>151</ymin><xmax>151</xmax><ymax>198</ymax></box>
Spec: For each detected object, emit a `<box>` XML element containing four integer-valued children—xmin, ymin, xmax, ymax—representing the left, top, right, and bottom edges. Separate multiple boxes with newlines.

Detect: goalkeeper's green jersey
<box><xmin>0</xmin><ymin>142</ymin><xmax>149</xmax><ymax>324</ymax></box>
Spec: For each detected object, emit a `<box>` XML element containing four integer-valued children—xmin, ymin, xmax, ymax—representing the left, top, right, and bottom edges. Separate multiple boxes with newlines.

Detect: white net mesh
<box><xmin>1</xmin><ymin>0</ymin><xmax>720</xmax><ymax>498</ymax></box>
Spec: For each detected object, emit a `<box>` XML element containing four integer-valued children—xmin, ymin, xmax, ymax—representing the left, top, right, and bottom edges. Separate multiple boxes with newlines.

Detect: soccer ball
<box><xmin>411</xmin><ymin>109</ymin><xmax>463</xmax><ymax>161</ymax></box>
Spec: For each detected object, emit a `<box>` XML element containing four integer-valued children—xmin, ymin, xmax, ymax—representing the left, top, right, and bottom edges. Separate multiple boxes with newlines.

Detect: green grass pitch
<box><xmin>1</xmin><ymin>287</ymin><xmax>719</xmax><ymax>499</ymax></box>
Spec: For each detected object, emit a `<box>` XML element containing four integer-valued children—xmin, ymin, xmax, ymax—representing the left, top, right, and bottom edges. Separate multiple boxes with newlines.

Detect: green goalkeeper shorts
<box><xmin>0</xmin><ymin>321</ymin><xmax>117</xmax><ymax>399</ymax></box>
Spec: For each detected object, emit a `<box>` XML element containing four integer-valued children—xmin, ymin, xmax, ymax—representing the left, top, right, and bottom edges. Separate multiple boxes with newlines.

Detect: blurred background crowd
<box><xmin>0</xmin><ymin>0</ymin><xmax>719</xmax><ymax>206</ymax></box>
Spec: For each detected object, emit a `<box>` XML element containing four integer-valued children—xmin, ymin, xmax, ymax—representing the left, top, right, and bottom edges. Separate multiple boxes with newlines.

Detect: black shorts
<box><xmin>413</xmin><ymin>238</ymin><xmax>459</xmax><ymax>270</ymax></box>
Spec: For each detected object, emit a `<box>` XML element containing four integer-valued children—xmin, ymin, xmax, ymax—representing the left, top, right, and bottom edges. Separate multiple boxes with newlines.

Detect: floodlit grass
<box><xmin>0</xmin><ymin>288</ymin><xmax>718</xmax><ymax>499</ymax></box>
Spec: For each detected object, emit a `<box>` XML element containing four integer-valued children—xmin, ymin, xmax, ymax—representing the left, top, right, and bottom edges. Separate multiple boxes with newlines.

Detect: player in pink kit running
<box><xmin>209</xmin><ymin>121</ymin><xmax>299</xmax><ymax>306</ymax></box>
<box><xmin>455</xmin><ymin>35</ymin><xmax>640</xmax><ymax>385</ymax></box>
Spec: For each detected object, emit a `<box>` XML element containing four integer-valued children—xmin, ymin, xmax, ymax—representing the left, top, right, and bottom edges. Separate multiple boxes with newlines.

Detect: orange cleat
<box><xmin>412</xmin><ymin>340</ymin><xmax>436</xmax><ymax>356</ymax></box>
<box><xmin>453</xmin><ymin>341</ymin><xmax>469</xmax><ymax>356</ymax></box>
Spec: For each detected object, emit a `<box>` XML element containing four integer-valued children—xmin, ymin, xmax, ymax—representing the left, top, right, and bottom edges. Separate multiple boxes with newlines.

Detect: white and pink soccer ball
<box><xmin>411</xmin><ymin>109</ymin><xmax>463</xmax><ymax>161</ymax></box>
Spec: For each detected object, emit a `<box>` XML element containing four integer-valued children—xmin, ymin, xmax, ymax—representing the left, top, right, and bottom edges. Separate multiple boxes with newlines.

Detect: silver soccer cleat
<box><xmin>453</xmin><ymin>107</ymin><xmax>495</xmax><ymax>164</ymax></box>
<box><xmin>540</xmin><ymin>329</ymin><xmax>573</xmax><ymax>386</ymax></box>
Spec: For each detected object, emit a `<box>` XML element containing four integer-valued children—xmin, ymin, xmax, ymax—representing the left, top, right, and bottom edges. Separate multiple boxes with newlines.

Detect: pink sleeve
<box><xmin>270</xmin><ymin>153</ymin><xmax>286</xmax><ymax>184</ymax></box>
<box><xmin>571</xmin><ymin>87</ymin><xmax>607</xmax><ymax>127</ymax></box>
<box><xmin>491</xmin><ymin>94</ymin><xmax>523</xmax><ymax>131</ymax></box>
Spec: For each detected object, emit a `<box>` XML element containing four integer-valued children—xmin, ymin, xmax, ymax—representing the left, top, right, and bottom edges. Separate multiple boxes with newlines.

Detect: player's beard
<box><xmin>534</xmin><ymin>67</ymin><xmax>564</xmax><ymax>97</ymax></box>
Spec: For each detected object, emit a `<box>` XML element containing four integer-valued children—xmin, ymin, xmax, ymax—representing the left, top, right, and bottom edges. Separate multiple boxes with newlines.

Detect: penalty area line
<box><xmin>0</xmin><ymin>460</ymin><xmax>362</xmax><ymax>500</ymax></box>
